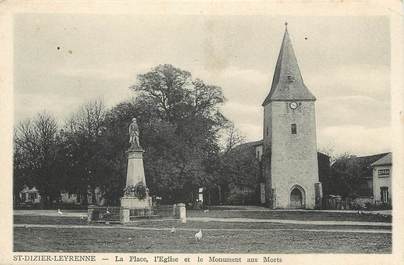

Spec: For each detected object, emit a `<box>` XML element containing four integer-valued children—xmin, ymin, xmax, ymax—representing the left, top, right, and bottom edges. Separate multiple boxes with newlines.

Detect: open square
<box><xmin>14</xmin><ymin>208</ymin><xmax>391</xmax><ymax>253</ymax></box>
<box><xmin>11</xmin><ymin>10</ymin><xmax>394</xmax><ymax>257</ymax></box>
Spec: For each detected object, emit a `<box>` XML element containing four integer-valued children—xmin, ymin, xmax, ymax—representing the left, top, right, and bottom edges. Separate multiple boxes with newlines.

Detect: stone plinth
<box><xmin>126</xmin><ymin>148</ymin><xmax>146</xmax><ymax>187</ymax></box>
<box><xmin>121</xmin><ymin>195</ymin><xmax>152</xmax><ymax>209</ymax></box>
<box><xmin>177</xmin><ymin>203</ymin><xmax>186</xmax><ymax>223</ymax></box>
<box><xmin>120</xmin><ymin>143</ymin><xmax>153</xmax><ymax>223</ymax></box>
<box><xmin>120</xmin><ymin>208</ymin><xmax>130</xmax><ymax>223</ymax></box>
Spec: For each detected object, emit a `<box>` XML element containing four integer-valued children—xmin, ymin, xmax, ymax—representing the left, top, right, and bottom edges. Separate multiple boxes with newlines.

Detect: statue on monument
<box><xmin>129</xmin><ymin>118</ymin><xmax>141</xmax><ymax>149</ymax></box>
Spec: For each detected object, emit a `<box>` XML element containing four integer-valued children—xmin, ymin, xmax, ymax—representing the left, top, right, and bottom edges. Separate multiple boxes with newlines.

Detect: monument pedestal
<box><xmin>125</xmin><ymin>147</ymin><xmax>146</xmax><ymax>187</ymax></box>
<box><xmin>120</xmin><ymin>145</ymin><xmax>153</xmax><ymax>223</ymax></box>
<box><xmin>121</xmin><ymin>195</ymin><xmax>152</xmax><ymax>209</ymax></box>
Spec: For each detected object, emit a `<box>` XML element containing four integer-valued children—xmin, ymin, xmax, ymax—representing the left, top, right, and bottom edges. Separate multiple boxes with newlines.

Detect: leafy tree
<box><xmin>217</xmin><ymin>142</ymin><xmax>261</xmax><ymax>198</ymax></box>
<box><xmin>14</xmin><ymin>65</ymin><xmax>231</xmax><ymax>206</ymax></box>
<box><xmin>130</xmin><ymin>64</ymin><xmax>227</xmax><ymax>203</ymax></box>
<box><xmin>325</xmin><ymin>153</ymin><xmax>378</xmax><ymax>197</ymax></box>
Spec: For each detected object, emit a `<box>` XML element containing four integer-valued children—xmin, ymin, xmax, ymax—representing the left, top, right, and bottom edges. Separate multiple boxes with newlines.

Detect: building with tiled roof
<box><xmin>371</xmin><ymin>153</ymin><xmax>392</xmax><ymax>205</ymax></box>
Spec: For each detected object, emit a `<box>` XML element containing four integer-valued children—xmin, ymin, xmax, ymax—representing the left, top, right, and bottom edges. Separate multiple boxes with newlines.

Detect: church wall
<box><xmin>263</xmin><ymin>104</ymin><xmax>273</xmax><ymax>206</ymax></box>
<box><xmin>270</xmin><ymin>101</ymin><xmax>319</xmax><ymax>209</ymax></box>
<box><xmin>263</xmin><ymin>104</ymin><xmax>272</xmax><ymax>148</ymax></box>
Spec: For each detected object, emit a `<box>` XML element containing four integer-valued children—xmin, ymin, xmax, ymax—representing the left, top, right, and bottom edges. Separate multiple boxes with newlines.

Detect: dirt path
<box><xmin>187</xmin><ymin>217</ymin><xmax>392</xmax><ymax>227</ymax></box>
<box><xmin>14</xmin><ymin>223</ymin><xmax>391</xmax><ymax>234</ymax></box>
<box><xmin>14</xmin><ymin>210</ymin><xmax>87</xmax><ymax>217</ymax></box>
<box><xmin>13</xmin><ymin>210</ymin><xmax>391</xmax><ymax>227</ymax></box>
<box><xmin>212</xmin><ymin>206</ymin><xmax>391</xmax><ymax>215</ymax></box>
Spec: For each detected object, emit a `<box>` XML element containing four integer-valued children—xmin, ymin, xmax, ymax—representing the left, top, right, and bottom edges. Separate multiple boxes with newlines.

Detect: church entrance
<box><xmin>290</xmin><ymin>185</ymin><xmax>305</xmax><ymax>208</ymax></box>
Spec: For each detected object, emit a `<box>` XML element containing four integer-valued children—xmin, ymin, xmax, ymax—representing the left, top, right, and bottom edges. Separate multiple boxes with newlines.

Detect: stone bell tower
<box><xmin>262</xmin><ymin>23</ymin><xmax>321</xmax><ymax>209</ymax></box>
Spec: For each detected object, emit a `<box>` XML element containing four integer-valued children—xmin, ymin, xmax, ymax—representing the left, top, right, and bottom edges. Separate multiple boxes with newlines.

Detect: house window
<box><xmin>291</xmin><ymin>124</ymin><xmax>297</xmax><ymax>134</ymax></box>
<box><xmin>380</xmin><ymin>187</ymin><xmax>389</xmax><ymax>203</ymax></box>
<box><xmin>378</xmin><ymin>169</ymin><xmax>390</xmax><ymax>177</ymax></box>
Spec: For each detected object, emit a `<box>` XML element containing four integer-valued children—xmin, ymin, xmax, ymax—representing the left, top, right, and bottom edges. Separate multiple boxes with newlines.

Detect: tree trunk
<box><xmin>92</xmin><ymin>187</ymin><xmax>96</xmax><ymax>205</ymax></box>
<box><xmin>218</xmin><ymin>185</ymin><xmax>222</xmax><ymax>204</ymax></box>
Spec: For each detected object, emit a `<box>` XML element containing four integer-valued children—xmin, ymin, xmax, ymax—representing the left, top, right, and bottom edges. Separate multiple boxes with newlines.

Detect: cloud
<box><xmin>318</xmin><ymin>125</ymin><xmax>391</xmax><ymax>156</ymax></box>
<box><xmin>238</xmin><ymin>123</ymin><xmax>262</xmax><ymax>142</ymax></box>
<box><xmin>55</xmin><ymin>62</ymin><xmax>154</xmax><ymax>81</ymax></box>
<box><xmin>13</xmin><ymin>15</ymin><xmax>391</xmax><ymax>156</ymax></box>
<box><xmin>306</xmin><ymin>63</ymin><xmax>390</xmax><ymax>101</ymax></box>
<box><xmin>194</xmin><ymin>66</ymin><xmax>270</xmax><ymax>103</ymax></box>
<box><xmin>221</xmin><ymin>102</ymin><xmax>262</xmax><ymax>137</ymax></box>
<box><xmin>316</xmin><ymin>94</ymin><xmax>390</xmax><ymax>128</ymax></box>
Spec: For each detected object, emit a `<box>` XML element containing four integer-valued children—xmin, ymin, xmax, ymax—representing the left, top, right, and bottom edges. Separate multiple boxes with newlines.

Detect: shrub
<box><xmin>225</xmin><ymin>190</ymin><xmax>257</xmax><ymax>205</ymax></box>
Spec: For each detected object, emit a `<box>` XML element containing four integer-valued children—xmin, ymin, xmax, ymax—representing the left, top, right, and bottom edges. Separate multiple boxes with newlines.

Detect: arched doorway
<box><xmin>290</xmin><ymin>185</ymin><xmax>305</xmax><ymax>208</ymax></box>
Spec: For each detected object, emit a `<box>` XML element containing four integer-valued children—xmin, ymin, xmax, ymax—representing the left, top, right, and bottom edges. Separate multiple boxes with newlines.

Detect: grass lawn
<box><xmin>14</xmin><ymin>226</ymin><xmax>391</xmax><ymax>253</ymax></box>
<box><xmin>187</xmin><ymin>209</ymin><xmax>392</xmax><ymax>222</ymax></box>
<box><xmin>13</xmin><ymin>216</ymin><xmax>391</xmax><ymax>231</ymax></box>
<box><xmin>13</xmin><ymin>213</ymin><xmax>392</xmax><ymax>253</ymax></box>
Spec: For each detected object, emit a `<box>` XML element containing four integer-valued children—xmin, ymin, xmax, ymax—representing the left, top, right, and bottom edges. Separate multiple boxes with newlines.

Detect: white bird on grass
<box><xmin>195</xmin><ymin>229</ymin><xmax>202</xmax><ymax>241</ymax></box>
<box><xmin>57</xmin><ymin>209</ymin><xmax>63</xmax><ymax>215</ymax></box>
<box><xmin>170</xmin><ymin>227</ymin><xmax>176</xmax><ymax>233</ymax></box>
<box><xmin>203</xmin><ymin>209</ymin><xmax>209</xmax><ymax>213</ymax></box>
<box><xmin>106</xmin><ymin>208</ymin><xmax>111</xmax><ymax>214</ymax></box>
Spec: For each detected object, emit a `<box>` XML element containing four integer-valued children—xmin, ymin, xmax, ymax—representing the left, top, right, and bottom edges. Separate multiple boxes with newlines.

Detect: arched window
<box><xmin>290</xmin><ymin>185</ymin><xmax>305</xmax><ymax>208</ymax></box>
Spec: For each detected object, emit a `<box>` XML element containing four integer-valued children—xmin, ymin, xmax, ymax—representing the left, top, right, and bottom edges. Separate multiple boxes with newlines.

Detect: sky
<box><xmin>14</xmin><ymin>14</ymin><xmax>391</xmax><ymax>156</ymax></box>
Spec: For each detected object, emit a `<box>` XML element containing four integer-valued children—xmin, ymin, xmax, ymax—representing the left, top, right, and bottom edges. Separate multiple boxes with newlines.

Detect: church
<box><xmin>254</xmin><ymin>23</ymin><xmax>323</xmax><ymax>209</ymax></box>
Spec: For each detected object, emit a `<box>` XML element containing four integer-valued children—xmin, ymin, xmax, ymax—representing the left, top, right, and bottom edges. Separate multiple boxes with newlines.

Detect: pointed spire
<box><xmin>262</xmin><ymin>24</ymin><xmax>315</xmax><ymax>106</ymax></box>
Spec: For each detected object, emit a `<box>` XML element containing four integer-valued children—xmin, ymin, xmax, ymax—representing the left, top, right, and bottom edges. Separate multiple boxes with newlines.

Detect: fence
<box><xmin>153</xmin><ymin>204</ymin><xmax>176</xmax><ymax>218</ymax></box>
<box><xmin>88</xmin><ymin>203</ymin><xmax>186</xmax><ymax>223</ymax></box>
<box><xmin>322</xmin><ymin>196</ymin><xmax>374</xmax><ymax>210</ymax></box>
<box><xmin>87</xmin><ymin>206</ymin><xmax>121</xmax><ymax>223</ymax></box>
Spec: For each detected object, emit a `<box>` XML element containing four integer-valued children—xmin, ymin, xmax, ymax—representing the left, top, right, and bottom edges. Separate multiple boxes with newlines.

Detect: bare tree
<box><xmin>14</xmin><ymin>112</ymin><xmax>59</xmax><ymax>205</ymax></box>
<box><xmin>221</xmin><ymin>122</ymin><xmax>245</xmax><ymax>153</ymax></box>
<box><xmin>66</xmin><ymin>99</ymin><xmax>106</xmax><ymax>138</ymax></box>
<box><xmin>63</xmin><ymin>99</ymin><xmax>107</xmax><ymax>204</ymax></box>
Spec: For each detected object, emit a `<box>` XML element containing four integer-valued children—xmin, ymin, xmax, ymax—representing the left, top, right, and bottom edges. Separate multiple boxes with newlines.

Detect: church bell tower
<box><xmin>262</xmin><ymin>23</ymin><xmax>321</xmax><ymax>209</ymax></box>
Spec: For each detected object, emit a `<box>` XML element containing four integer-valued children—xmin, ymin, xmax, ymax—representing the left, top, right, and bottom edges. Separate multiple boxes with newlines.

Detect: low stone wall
<box><xmin>89</xmin><ymin>203</ymin><xmax>187</xmax><ymax>224</ymax></box>
<box><xmin>153</xmin><ymin>203</ymin><xmax>186</xmax><ymax>222</ymax></box>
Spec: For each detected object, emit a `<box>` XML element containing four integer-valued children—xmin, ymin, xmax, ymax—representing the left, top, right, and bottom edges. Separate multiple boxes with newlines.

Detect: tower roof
<box><xmin>262</xmin><ymin>24</ymin><xmax>316</xmax><ymax>106</ymax></box>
